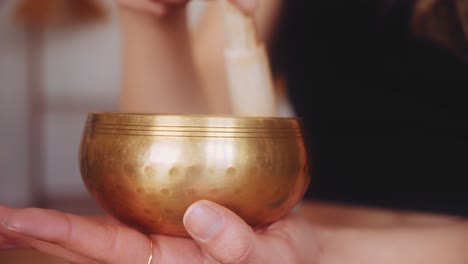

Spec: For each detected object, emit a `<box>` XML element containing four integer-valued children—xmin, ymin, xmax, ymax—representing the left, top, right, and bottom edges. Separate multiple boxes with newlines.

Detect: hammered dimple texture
<box><xmin>80</xmin><ymin>113</ymin><xmax>309</xmax><ymax>237</ymax></box>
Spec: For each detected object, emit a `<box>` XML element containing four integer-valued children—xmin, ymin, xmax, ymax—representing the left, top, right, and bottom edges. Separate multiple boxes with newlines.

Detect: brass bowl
<box><xmin>80</xmin><ymin>113</ymin><xmax>310</xmax><ymax>237</ymax></box>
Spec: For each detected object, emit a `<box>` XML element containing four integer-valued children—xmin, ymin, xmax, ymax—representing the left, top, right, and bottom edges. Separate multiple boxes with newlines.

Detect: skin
<box><xmin>1</xmin><ymin>202</ymin><xmax>468</xmax><ymax>263</ymax></box>
<box><xmin>2</xmin><ymin>0</ymin><xmax>468</xmax><ymax>263</ymax></box>
<box><xmin>118</xmin><ymin>0</ymin><xmax>282</xmax><ymax>114</ymax></box>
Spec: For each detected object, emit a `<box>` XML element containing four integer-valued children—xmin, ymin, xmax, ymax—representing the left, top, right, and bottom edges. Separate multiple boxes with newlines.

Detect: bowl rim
<box><xmin>87</xmin><ymin>112</ymin><xmax>302</xmax><ymax>127</ymax></box>
<box><xmin>85</xmin><ymin>112</ymin><xmax>303</xmax><ymax>136</ymax></box>
<box><xmin>88</xmin><ymin>112</ymin><xmax>301</xmax><ymax>121</ymax></box>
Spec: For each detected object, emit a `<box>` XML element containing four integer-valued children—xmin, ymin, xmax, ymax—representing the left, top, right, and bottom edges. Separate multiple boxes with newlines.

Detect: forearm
<box><xmin>119</xmin><ymin>7</ymin><xmax>209</xmax><ymax>114</ymax></box>
<box><xmin>301</xmin><ymin>201</ymin><xmax>468</xmax><ymax>264</ymax></box>
<box><xmin>321</xmin><ymin>222</ymin><xmax>468</xmax><ymax>264</ymax></box>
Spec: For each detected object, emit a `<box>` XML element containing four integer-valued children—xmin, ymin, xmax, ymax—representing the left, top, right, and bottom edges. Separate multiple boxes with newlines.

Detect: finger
<box><xmin>0</xmin><ymin>232</ymin><xmax>30</xmax><ymax>250</ymax></box>
<box><xmin>0</xmin><ymin>205</ymin><xmax>14</xmax><ymax>220</ymax></box>
<box><xmin>1</xmin><ymin>226</ymin><xmax>93</xmax><ymax>263</ymax></box>
<box><xmin>184</xmin><ymin>200</ymin><xmax>264</xmax><ymax>263</ymax></box>
<box><xmin>2</xmin><ymin>208</ymin><xmax>152</xmax><ymax>264</ymax></box>
<box><xmin>0</xmin><ymin>232</ymin><xmax>9</xmax><ymax>243</ymax></box>
<box><xmin>1</xmin><ymin>206</ymin><xmax>93</xmax><ymax>260</ymax></box>
<box><xmin>0</xmin><ymin>215</ymin><xmax>122</xmax><ymax>253</ymax></box>
<box><xmin>149</xmin><ymin>234</ymin><xmax>206</xmax><ymax>263</ymax></box>
<box><xmin>1</xmin><ymin>206</ymin><xmax>133</xmax><ymax>261</ymax></box>
<box><xmin>0</xmin><ymin>206</ymin><xmax>30</xmax><ymax>250</ymax></box>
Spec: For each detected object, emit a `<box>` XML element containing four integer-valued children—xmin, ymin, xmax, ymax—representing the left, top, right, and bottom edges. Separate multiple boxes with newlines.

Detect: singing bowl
<box><xmin>80</xmin><ymin>113</ymin><xmax>310</xmax><ymax>237</ymax></box>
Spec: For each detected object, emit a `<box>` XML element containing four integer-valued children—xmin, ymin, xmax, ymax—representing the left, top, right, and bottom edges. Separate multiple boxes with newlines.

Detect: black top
<box><xmin>272</xmin><ymin>1</ymin><xmax>468</xmax><ymax>215</ymax></box>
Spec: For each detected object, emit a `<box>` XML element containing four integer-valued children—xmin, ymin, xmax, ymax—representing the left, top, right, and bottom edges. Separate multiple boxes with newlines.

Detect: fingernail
<box><xmin>184</xmin><ymin>202</ymin><xmax>224</xmax><ymax>241</ymax></box>
<box><xmin>2</xmin><ymin>217</ymin><xmax>20</xmax><ymax>233</ymax></box>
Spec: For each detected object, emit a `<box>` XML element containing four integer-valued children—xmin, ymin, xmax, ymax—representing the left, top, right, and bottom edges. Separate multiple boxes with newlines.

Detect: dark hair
<box><xmin>269</xmin><ymin>0</ymin><xmax>468</xmax><ymax>80</ymax></box>
<box><xmin>411</xmin><ymin>0</ymin><xmax>468</xmax><ymax>59</ymax></box>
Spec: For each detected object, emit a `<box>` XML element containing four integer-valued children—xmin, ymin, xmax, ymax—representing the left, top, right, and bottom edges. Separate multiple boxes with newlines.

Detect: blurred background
<box><xmin>0</xmin><ymin>1</ymin><xmax>207</xmax><ymax>262</ymax></box>
<box><xmin>0</xmin><ymin>1</ymin><xmax>294</xmax><ymax>262</ymax></box>
<box><xmin>0</xmin><ymin>0</ymin><xmax>208</xmax><ymax>214</ymax></box>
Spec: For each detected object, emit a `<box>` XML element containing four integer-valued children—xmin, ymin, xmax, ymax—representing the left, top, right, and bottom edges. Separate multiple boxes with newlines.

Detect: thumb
<box><xmin>183</xmin><ymin>200</ymin><xmax>261</xmax><ymax>263</ymax></box>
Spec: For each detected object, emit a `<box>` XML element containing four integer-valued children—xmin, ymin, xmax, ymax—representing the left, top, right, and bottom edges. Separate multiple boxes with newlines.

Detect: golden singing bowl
<box><xmin>80</xmin><ymin>113</ymin><xmax>310</xmax><ymax>237</ymax></box>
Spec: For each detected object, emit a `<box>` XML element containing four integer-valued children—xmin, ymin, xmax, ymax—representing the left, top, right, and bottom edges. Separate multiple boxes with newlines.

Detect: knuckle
<box><xmin>61</xmin><ymin>213</ymin><xmax>75</xmax><ymax>247</ymax></box>
<box><xmin>106</xmin><ymin>225</ymin><xmax>121</xmax><ymax>263</ymax></box>
<box><xmin>98</xmin><ymin>224</ymin><xmax>121</xmax><ymax>263</ymax></box>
